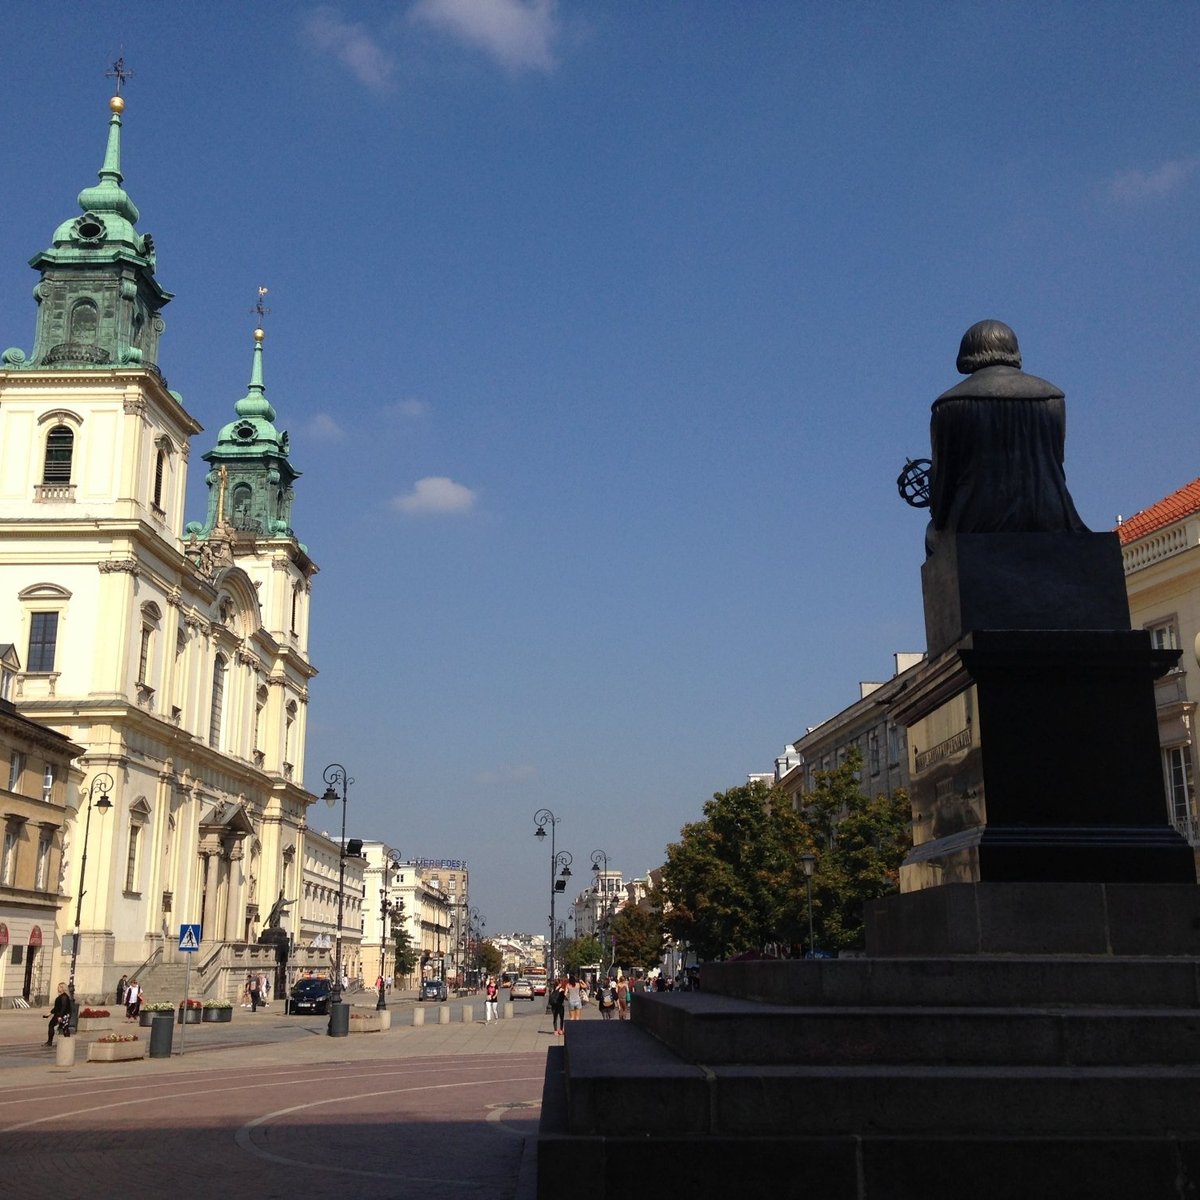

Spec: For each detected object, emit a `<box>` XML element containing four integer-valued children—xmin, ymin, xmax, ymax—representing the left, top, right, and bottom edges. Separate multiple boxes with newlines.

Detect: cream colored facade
<box><xmin>300</xmin><ymin>830</ymin><xmax>364</xmax><ymax>982</ymax></box>
<box><xmin>0</xmin><ymin>682</ymin><xmax>84</xmax><ymax>1005</ymax></box>
<box><xmin>0</xmin><ymin>99</ymin><xmax>320</xmax><ymax>1002</ymax></box>
<box><xmin>1120</xmin><ymin>490</ymin><xmax>1200</xmax><ymax>863</ymax></box>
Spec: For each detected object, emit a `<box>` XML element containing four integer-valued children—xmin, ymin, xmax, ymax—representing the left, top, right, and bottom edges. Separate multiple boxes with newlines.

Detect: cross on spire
<box><xmin>252</xmin><ymin>286</ymin><xmax>271</xmax><ymax>325</ymax></box>
<box><xmin>106</xmin><ymin>56</ymin><xmax>134</xmax><ymax>94</ymax></box>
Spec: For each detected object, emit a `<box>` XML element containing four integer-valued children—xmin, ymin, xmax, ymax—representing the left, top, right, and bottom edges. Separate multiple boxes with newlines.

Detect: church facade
<box><xmin>0</xmin><ymin>88</ymin><xmax>318</xmax><ymax>1000</ymax></box>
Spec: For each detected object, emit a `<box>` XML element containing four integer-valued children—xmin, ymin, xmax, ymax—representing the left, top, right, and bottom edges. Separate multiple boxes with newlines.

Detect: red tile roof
<box><xmin>1116</xmin><ymin>477</ymin><xmax>1200</xmax><ymax>544</ymax></box>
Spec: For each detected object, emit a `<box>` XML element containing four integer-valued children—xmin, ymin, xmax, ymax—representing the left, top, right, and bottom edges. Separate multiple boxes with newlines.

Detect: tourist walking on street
<box><xmin>124</xmin><ymin>978</ymin><xmax>141</xmax><ymax>1020</ymax></box>
<box><xmin>566</xmin><ymin>974</ymin><xmax>583</xmax><ymax>1022</ymax></box>
<box><xmin>597</xmin><ymin>977</ymin><xmax>617</xmax><ymax>1020</ymax></box>
<box><xmin>46</xmin><ymin>982</ymin><xmax>71</xmax><ymax>1046</ymax></box>
<box><xmin>250</xmin><ymin>975</ymin><xmax>262</xmax><ymax>1012</ymax></box>
<box><xmin>485</xmin><ymin>977</ymin><xmax>499</xmax><ymax>1022</ymax></box>
<box><xmin>549</xmin><ymin>976</ymin><xmax>567</xmax><ymax>1036</ymax></box>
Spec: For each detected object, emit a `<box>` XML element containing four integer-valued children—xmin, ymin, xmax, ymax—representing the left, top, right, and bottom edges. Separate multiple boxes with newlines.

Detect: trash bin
<box><xmin>327</xmin><ymin>1001</ymin><xmax>350</xmax><ymax>1037</ymax></box>
<box><xmin>149</xmin><ymin>1013</ymin><xmax>174</xmax><ymax>1058</ymax></box>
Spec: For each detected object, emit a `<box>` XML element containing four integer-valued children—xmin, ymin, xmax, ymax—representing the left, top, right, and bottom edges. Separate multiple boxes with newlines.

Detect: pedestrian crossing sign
<box><xmin>178</xmin><ymin>924</ymin><xmax>202</xmax><ymax>952</ymax></box>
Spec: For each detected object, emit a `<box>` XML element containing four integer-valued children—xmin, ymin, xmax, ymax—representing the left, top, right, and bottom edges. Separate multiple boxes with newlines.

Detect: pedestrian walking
<box><xmin>124</xmin><ymin>978</ymin><xmax>141</xmax><ymax>1020</ymax></box>
<box><xmin>597</xmin><ymin>977</ymin><xmax>617</xmax><ymax>1020</ymax></box>
<box><xmin>485</xmin><ymin>977</ymin><xmax>499</xmax><ymax>1022</ymax></box>
<box><xmin>115</xmin><ymin>974</ymin><xmax>128</xmax><ymax>1007</ymax></box>
<box><xmin>566</xmin><ymin>974</ymin><xmax>583</xmax><ymax>1022</ymax></box>
<box><xmin>549</xmin><ymin>976</ymin><xmax>567</xmax><ymax>1036</ymax></box>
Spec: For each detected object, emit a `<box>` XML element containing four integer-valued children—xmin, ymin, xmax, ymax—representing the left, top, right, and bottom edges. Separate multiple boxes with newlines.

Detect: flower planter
<box><xmin>87</xmin><ymin>1040</ymin><xmax>145</xmax><ymax>1063</ymax></box>
<box><xmin>75</xmin><ymin>1017</ymin><xmax>112</xmax><ymax>1033</ymax></box>
<box><xmin>177</xmin><ymin>1007</ymin><xmax>202</xmax><ymax>1025</ymax></box>
<box><xmin>202</xmin><ymin>1007</ymin><xmax>233</xmax><ymax>1023</ymax></box>
<box><xmin>348</xmin><ymin>1013</ymin><xmax>385</xmax><ymax>1033</ymax></box>
<box><xmin>139</xmin><ymin>1010</ymin><xmax>164</xmax><ymax>1027</ymax></box>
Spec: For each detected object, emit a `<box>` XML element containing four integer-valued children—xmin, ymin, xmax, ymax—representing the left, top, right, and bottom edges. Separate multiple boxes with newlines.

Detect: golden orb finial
<box><xmin>109</xmin><ymin>95</ymin><xmax>125</xmax><ymax>114</ymax></box>
<box><xmin>254</xmin><ymin>327</ymin><xmax>265</xmax><ymax>342</ymax></box>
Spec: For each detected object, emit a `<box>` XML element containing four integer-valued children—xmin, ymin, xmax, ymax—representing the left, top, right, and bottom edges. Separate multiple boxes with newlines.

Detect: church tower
<box><xmin>0</xmin><ymin>78</ymin><xmax>319</xmax><ymax>1003</ymax></box>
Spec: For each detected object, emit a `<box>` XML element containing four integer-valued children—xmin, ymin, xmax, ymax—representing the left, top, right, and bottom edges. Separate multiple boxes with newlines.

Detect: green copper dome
<box><xmin>2</xmin><ymin>92</ymin><xmax>172</xmax><ymax>374</ymax></box>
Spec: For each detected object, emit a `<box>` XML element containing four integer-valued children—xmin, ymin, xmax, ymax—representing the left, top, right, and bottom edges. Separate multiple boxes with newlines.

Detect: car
<box><xmin>510</xmin><ymin>978</ymin><xmax>534</xmax><ymax>1000</ymax></box>
<box><xmin>420</xmin><ymin>979</ymin><xmax>449</xmax><ymax>1002</ymax></box>
<box><xmin>289</xmin><ymin>976</ymin><xmax>332</xmax><ymax>1015</ymax></box>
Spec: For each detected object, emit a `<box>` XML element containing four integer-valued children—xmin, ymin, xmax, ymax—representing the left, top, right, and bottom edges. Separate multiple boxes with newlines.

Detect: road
<box><xmin>0</xmin><ymin>993</ymin><xmax>567</xmax><ymax>1200</ymax></box>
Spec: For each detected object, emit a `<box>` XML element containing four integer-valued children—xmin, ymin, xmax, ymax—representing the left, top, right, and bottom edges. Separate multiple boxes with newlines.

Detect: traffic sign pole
<box><xmin>176</xmin><ymin>924</ymin><xmax>201</xmax><ymax>1057</ymax></box>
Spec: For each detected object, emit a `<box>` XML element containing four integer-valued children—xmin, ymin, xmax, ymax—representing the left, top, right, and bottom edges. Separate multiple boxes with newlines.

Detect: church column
<box><xmin>225</xmin><ymin>842</ymin><xmax>245</xmax><ymax>942</ymax></box>
<box><xmin>202</xmin><ymin>849</ymin><xmax>220</xmax><ymax>939</ymax></box>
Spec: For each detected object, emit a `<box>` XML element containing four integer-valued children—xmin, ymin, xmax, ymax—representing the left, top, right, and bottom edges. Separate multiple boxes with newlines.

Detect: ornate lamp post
<box><xmin>533</xmin><ymin>809</ymin><xmax>572</xmax><ymax>986</ymax></box>
<box><xmin>800</xmin><ymin>852</ymin><xmax>816</xmax><ymax>957</ymax></box>
<box><xmin>376</xmin><ymin>848</ymin><xmax>404</xmax><ymax>1011</ymax></box>
<box><xmin>590</xmin><ymin>849</ymin><xmax>609</xmax><ymax>938</ymax></box>
<box><xmin>68</xmin><ymin>772</ymin><xmax>113</xmax><ymax>1025</ymax></box>
<box><xmin>321</xmin><ymin>763</ymin><xmax>351</xmax><ymax>1034</ymax></box>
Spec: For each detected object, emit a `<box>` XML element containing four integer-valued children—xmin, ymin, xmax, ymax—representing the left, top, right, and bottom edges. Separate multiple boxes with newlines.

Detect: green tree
<box><xmin>391</xmin><ymin>900</ymin><xmax>419</xmax><ymax>979</ymax></box>
<box><xmin>795</xmin><ymin>750</ymin><xmax>912</xmax><ymax>952</ymax></box>
<box><xmin>660</xmin><ymin>780</ymin><xmax>809</xmax><ymax>960</ymax></box>
<box><xmin>609</xmin><ymin>900</ymin><xmax>665</xmax><ymax>972</ymax></box>
<box><xmin>560</xmin><ymin>934</ymin><xmax>603</xmax><ymax>975</ymax></box>
<box><xmin>477</xmin><ymin>940</ymin><xmax>503</xmax><ymax>976</ymax></box>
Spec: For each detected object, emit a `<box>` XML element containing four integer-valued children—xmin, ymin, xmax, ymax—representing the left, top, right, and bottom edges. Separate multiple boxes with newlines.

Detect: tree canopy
<box><xmin>391</xmin><ymin>900</ymin><xmax>419</xmax><ymax>978</ymax></box>
<box><xmin>608</xmin><ymin>899</ymin><xmax>665</xmax><ymax>972</ymax></box>
<box><xmin>659</xmin><ymin>757</ymin><xmax>910</xmax><ymax>960</ymax></box>
<box><xmin>560</xmin><ymin>934</ymin><xmax>604</xmax><ymax>975</ymax></box>
<box><xmin>477</xmin><ymin>940</ymin><xmax>503</xmax><ymax>976</ymax></box>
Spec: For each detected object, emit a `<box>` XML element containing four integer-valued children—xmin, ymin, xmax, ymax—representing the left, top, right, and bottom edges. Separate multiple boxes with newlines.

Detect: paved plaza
<box><xmin>0</xmin><ymin>992</ymin><xmax>588</xmax><ymax>1200</ymax></box>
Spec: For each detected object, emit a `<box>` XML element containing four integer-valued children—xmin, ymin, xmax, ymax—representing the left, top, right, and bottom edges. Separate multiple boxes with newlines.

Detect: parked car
<box><xmin>289</xmin><ymin>976</ymin><xmax>332</xmax><ymax>1015</ymax></box>
<box><xmin>420</xmin><ymin>979</ymin><xmax>449</xmax><ymax>1002</ymax></box>
<box><xmin>510</xmin><ymin>978</ymin><xmax>534</xmax><ymax>1000</ymax></box>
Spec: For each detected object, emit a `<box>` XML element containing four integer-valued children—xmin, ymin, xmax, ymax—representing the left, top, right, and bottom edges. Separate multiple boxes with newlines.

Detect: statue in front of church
<box><xmin>925</xmin><ymin>319</ymin><xmax>1088</xmax><ymax>544</ymax></box>
<box><xmin>264</xmin><ymin>890</ymin><xmax>293</xmax><ymax>929</ymax></box>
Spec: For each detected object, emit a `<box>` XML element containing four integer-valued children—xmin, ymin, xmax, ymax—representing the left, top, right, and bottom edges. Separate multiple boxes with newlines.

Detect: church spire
<box><xmin>3</xmin><ymin>67</ymin><xmax>172</xmax><ymax>374</ymax></box>
<box><xmin>188</xmin><ymin>293</ymin><xmax>301</xmax><ymax>543</ymax></box>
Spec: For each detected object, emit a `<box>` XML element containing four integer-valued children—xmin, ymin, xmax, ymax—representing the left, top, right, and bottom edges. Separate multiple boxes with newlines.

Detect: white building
<box><xmin>0</xmin><ymin>88</ymin><xmax>319</xmax><ymax>1000</ymax></box>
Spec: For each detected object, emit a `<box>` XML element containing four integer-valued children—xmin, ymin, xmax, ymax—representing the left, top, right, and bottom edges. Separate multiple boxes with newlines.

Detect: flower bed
<box><xmin>141</xmin><ymin>1002</ymin><xmax>172</xmax><ymax>1028</ymax></box>
<box><xmin>348</xmin><ymin>1012</ymin><xmax>387</xmax><ymax>1033</ymax></box>
<box><xmin>202</xmin><ymin>1002</ymin><xmax>233</xmax><ymax>1023</ymax></box>
<box><xmin>87</xmin><ymin>1034</ymin><xmax>144</xmax><ymax>1063</ymax></box>
<box><xmin>177</xmin><ymin>999</ymin><xmax>202</xmax><ymax>1025</ymax></box>
<box><xmin>80</xmin><ymin>1008</ymin><xmax>111</xmax><ymax>1018</ymax></box>
<box><xmin>75</xmin><ymin>1016</ymin><xmax>113</xmax><ymax>1032</ymax></box>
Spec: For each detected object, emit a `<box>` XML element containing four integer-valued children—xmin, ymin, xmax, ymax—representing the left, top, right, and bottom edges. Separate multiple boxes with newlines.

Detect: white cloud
<box><xmin>1106</xmin><ymin>157</ymin><xmax>1197</xmax><ymax>204</ymax></box>
<box><xmin>386</xmin><ymin>397</ymin><xmax>430</xmax><ymax>419</ymax></box>
<box><xmin>392</xmin><ymin>475</ymin><xmax>478</xmax><ymax>514</ymax></box>
<box><xmin>304</xmin><ymin>412</ymin><xmax>346</xmax><ymax>440</ymax></box>
<box><xmin>410</xmin><ymin>0</ymin><xmax>559</xmax><ymax>72</ymax></box>
<box><xmin>303</xmin><ymin>7</ymin><xmax>397</xmax><ymax>92</ymax></box>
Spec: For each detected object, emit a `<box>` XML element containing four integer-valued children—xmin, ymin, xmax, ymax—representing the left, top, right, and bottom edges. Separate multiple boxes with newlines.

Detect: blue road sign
<box><xmin>178</xmin><ymin>924</ymin><xmax>202</xmax><ymax>952</ymax></box>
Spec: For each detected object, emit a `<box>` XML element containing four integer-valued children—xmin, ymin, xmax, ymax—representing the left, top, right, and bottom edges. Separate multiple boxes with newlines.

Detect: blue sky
<box><xmin>3</xmin><ymin>2</ymin><xmax>1198</xmax><ymax>936</ymax></box>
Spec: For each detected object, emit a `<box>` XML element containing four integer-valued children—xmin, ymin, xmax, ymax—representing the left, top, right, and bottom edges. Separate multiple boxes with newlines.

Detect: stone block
<box><xmin>438</xmin><ymin>1005</ymin><xmax>450</xmax><ymax>1025</ymax></box>
<box><xmin>412</xmin><ymin>1007</ymin><xmax>424</xmax><ymax>1027</ymax></box>
<box><xmin>86</xmin><ymin>1039</ymin><xmax>145</xmax><ymax>1062</ymax></box>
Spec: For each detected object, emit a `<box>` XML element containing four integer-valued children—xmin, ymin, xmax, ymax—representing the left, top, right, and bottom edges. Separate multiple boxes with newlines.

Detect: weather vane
<box><xmin>252</xmin><ymin>286</ymin><xmax>271</xmax><ymax>324</ymax></box>
<box><xmin>106</xmin><ymin>56</ymin><xmax>134</xmax><ymax>94</ymax></box>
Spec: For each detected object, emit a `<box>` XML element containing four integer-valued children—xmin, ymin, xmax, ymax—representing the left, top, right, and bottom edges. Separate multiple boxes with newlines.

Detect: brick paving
<box><xmin>0</xmin><ymin>994</ymin><xmax>607</xmax><ymax>1200</ymax></box>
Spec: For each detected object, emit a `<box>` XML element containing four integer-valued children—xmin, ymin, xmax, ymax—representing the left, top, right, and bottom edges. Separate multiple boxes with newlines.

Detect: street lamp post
<box><xmin>322</xmin><ymin>763</ymin><xmax>351</xmax><ymax>1035</ymax></box>
<box><xmin>800</xmin><ymin>852</ymin><xmax>816</xmax><ymax>957</ymax></box>
<box><xmin>68</xmin><ymin>773</ymin><xmax>113</xmax><ymax>1026</ymax></box>
<box><xmin>533</xmin><ymin>809</ymin><xmax>572</xmax><ymax>987</ymax></box>
<box><xmin>590</xmin><ymin>849</ymin><xmax>609</xmax><ymax>939</ymax></box>
<box><xmin>377</xmin><ymin>849</ymin><xmax>403</xmax><ymax>1011</ymax></box>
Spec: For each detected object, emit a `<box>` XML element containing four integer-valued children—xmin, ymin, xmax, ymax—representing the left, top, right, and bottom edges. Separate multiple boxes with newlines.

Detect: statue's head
<box><xmin>956</xmin><ymin>320</ymin><xmax>1022</xmax><ymax>374</ymax></box>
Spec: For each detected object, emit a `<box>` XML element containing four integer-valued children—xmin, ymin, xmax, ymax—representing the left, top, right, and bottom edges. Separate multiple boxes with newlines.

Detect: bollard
<box><xmin>462</xmin><ymin>1004</ymin><xmax>473</xmax><ymax>1023</ymax></box>
<box><xmin>502</xmin><ymin>1001</ymin><xmax>513</xmax><ymax>1020</ymax></box>
<box><xmin>438</xmin><ymin>1004</ymin><xmax>451</xmax><ymax>1025</ymax></box>
<box><xmin>149</xmin><ymin>1013</ymin><xmax>174</xmax><ymax>1058</ymax></box>
<box><xmin>327</xmin><ymin>1001</ymin><xmax>350</xmax><ymax>1037</ymax></box>
<box><xmin>55</xmin><ymin>1035</ymin><xmax>76</xmax><ymax>1067</ymax></box>
<box><xmin>412</xmin><ymin>1006</ymin><xmax>425</xmax><ymax>1026</ymax></box>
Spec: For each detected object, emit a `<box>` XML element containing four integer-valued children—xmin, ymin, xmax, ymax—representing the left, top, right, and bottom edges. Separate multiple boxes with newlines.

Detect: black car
<box><xmin>289</xmin><ymin>976</ymin><xmax>332</xmax><ymax>1014</ymax></box>
<box><xmin>419</xmin><ymin>979</ymin><xmax>448</xmax><ymax>1002</ymax></box>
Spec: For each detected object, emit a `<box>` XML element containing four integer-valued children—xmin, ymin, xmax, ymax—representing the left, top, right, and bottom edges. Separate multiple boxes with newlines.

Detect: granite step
<box><xmin>699</xmin><ymin>954</ymin><xmax>1200</xmax><ymax>1008</ymax></box>
<box><xmin>633</xmin><ymin>989</ymin><xmax>1200</xmax><ymax>1066</ymax></box>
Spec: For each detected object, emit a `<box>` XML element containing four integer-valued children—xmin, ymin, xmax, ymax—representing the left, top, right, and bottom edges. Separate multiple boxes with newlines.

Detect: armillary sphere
<box><xmin>896</xmin><ymin>457</ymin><xmax>932</xmax><ymax>508</ymax></box>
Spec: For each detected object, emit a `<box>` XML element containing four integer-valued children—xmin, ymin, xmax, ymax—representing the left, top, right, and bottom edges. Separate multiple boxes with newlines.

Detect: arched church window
<box><xmin>43</xmin><ymin>426</ymin><xmax>74</xmax><ymax>485</ymax></box>
<box><xmin>69</xmin><ymin>299</ymin><xmax>98</xmax><ymax>344</ymax></box>
<box><xmin>232</xmin><ymin>484</ymin><xmax>252</xmax><ymax>528</ymax></box>
<box><xmin>210</xmin><ymin>655</ymin><xmax>227</xmax><ymax>750</ymax></box>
